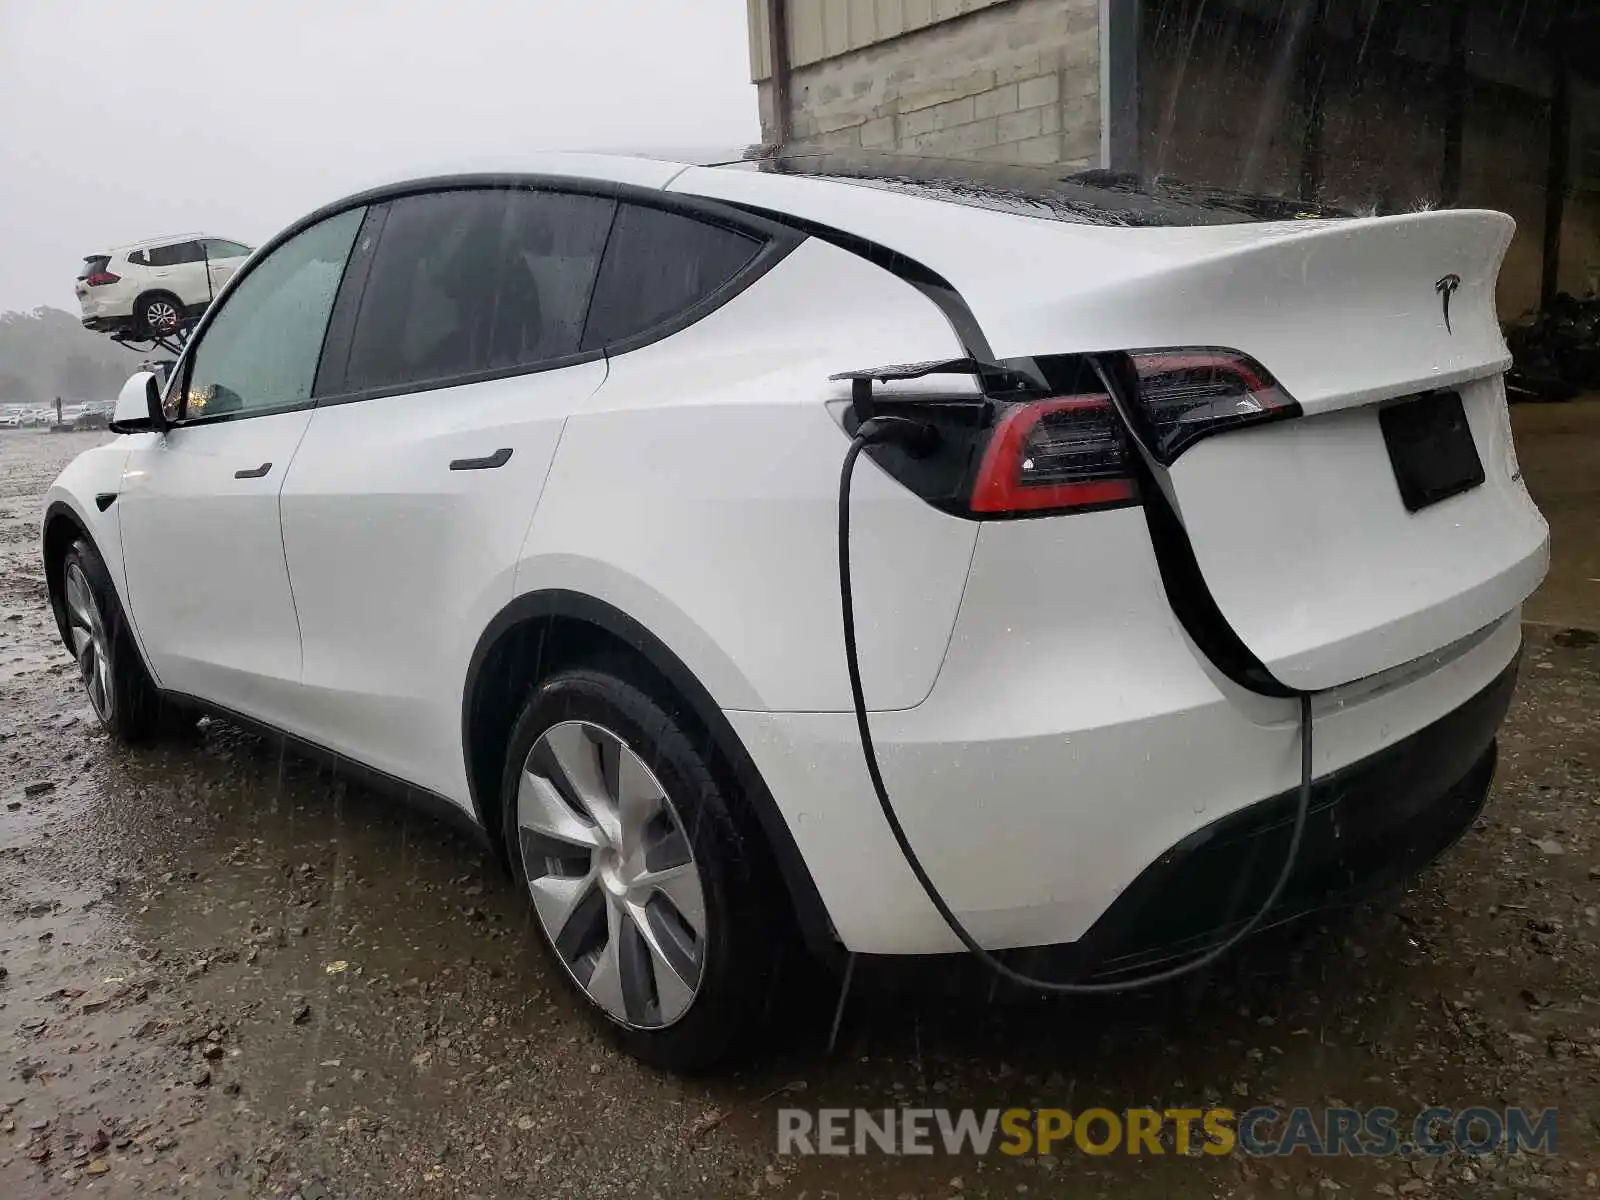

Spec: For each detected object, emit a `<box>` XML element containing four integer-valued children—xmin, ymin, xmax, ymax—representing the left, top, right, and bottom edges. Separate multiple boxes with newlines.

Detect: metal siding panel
<box><xmin>748</xmin><ymin>0</ymin><xmax>771</xmax><ymax>81</ymax></box>
<box><xmin>848</xmin><ymin>0</ymin><xmax>879</xmax><ymax>50</ymax></box>
<box><xmin>773</xmin><ymin>0</ymin><xmax>1005</xmax><ymax>64</ymax></box>
<box><xmin>823</xmin><ymin>0</ymin><xmax>850</xmax><ymax>57</ymax></box>
<box><xmin>792</xmin><ymin>0</ymin><xmax>827</xmax><ymax>66</ymax></box>
<box><xmin>875</xmin><ymin>0</ymin><xmax>905</xmax><ymax>40</ymax></box>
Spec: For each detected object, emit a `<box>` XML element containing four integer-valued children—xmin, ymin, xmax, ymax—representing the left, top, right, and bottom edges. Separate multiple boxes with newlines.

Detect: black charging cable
<box><xmin>839</xmin><ymin>418</ymin><xmax>1314</xmax><ymax>994</ymax></box>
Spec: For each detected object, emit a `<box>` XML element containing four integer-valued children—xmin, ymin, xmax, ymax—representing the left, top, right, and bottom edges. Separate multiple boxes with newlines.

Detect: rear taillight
<box><xmin>84</xmin><ymin>271</ymin><xmax>120</xmax><ymax>287</ymax></box>
<box><xmin>836</xmin><ymin>347</ymin><xmax>1298</xmax><ymax>520</ymax></box>
<box><xmin>1127</xmin><ymin>349</ymin><xmax>1299</xmax><ymax>463</ymax></box>
<box><xmin>970</xmin><ymin>394</ymin><xmax>1136</xmax><ymax>514</ymax></box>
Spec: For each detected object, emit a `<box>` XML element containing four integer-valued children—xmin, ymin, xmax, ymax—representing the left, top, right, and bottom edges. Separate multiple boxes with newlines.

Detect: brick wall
<box><xmin>757</xmin><ymin>0</ymin><xmax>1104</xmax><ymax>169</ymax></box>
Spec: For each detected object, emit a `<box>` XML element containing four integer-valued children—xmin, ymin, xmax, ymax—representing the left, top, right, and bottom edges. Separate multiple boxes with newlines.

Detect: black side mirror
<box><xmin>109</xmin><ymin>372</ymin><xmax>169</xmax><ymax>435</ymax></box>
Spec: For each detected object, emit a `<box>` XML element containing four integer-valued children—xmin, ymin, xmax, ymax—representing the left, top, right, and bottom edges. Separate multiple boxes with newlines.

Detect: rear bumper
<box><xmin>80</xmin><ymin>306</ymin><xmax>133</xmax><ymax>334</ymax></box>
<box><xmin>1046</xmin><ymin>657</ymin><xmax>1511</xmax><ymax>982</ymax></box>
<box><xmin>728</xmin><ymin>512</ymin><xmax>1525</xmax><ymax>956</ymax></box>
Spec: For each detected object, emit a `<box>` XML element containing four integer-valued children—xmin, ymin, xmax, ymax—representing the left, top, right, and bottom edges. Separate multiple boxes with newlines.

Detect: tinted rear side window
<box><xmin>581</xmin><ymin>204</ymin><xmax>761</xmax><ymax>351</ymax></box>
<box><xmin>341</xmin><ymin>188</ymin><xmax>615</xmax><ymax>393</ymax></box>
<box><xmin>493</xmin><ymin>190</ymin><xmax>615</xmax><ymax>369</ymax></box>
<box><xmin>146</xmin><ymin>240</ymin><xmax>204</xmax><ymax>266</ymax></box>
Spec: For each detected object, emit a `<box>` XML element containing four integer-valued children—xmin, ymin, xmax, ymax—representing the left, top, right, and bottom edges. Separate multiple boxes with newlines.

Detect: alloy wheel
<box><xmin>145</xmin><ymin>300</ymin><xmax>179</xmax><ymax>334</ymax></box>
<box><xmin>516</xmin><ymin>720</ymin><xmax>707</xmax><ymax>1028</ymax></box>
<box><xmin>64</xmin><ymin>562</ymin><xmax>113</xmax><ymax>723</ymax></box>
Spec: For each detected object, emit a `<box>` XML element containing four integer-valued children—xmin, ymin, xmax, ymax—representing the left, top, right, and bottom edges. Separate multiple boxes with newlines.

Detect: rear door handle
<box><xmin>234</xmin><ymin>462</ymin><xmax>272</xmax><ymax>479</ymax></box>
<box><xmin>449</xmin><ymin>448</ymin><xmax>512</xmax><ymax>471</ymax></box>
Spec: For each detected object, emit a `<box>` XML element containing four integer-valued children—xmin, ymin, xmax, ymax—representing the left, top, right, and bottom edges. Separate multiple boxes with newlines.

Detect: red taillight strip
<box><xmin>970</xmin><ymin>394</ymin><xmax>1136</xmax><ymax>514</ymax></box>
<box><xmin>1130</xmin><ymin>350</ymin><xmax>1271</xmax><ymax>393</ymax></box>
<box><xmin>84</xmin><ymin>272</ymin><xmax>120</xmax><ymax>287</ymax></box>
<box><xmin>1123</xmin><ymin>347</ymin><xmax>1300</xmax><ymax>463</ymax></box>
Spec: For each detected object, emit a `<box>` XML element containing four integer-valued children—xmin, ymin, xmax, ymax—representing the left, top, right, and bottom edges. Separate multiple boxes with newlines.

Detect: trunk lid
<box><xmin>673</xmin><ymin>166</ymin><xmax>1549</xmax><ymax>691</ymax></box>
<box><xmin>880</xmin><ymin>204</ymin><xmax>1549</xmax><ymax>692</ymax></box>
<box><xmin>75</xmin><ymin>254</ymin><xmax>110</xmax><ymax>301</ymax></box>
<box><xmin>1084</xmin><ymin>211</ymin><xmax>1547</xmax><ymax>691</ymax></box>
<box><xmin>1159</xmin><ymin>371</ymin><xmax>1546</xmax><ymax>691</ymax></box>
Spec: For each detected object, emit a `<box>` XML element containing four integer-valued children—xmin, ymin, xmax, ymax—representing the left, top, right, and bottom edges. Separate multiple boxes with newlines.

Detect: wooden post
<box><xmin>1440</xmin><ymin>0</ymin><xmax>1468</xmax><ymax>205</ymax></box>
<box><xmin>1297</xmin><ymin>0</ymin><xmax>1329</xmax><ymax>203</ymax></box>
<box><xmin>767</xmin><ymin>0</ymin><xmax>793</xmax><ymax>148</ymax></box>
<box><xmin>1101</xmin><ymin>0</ymin><xmax>1142</xmax><ymax>174</ymax></box>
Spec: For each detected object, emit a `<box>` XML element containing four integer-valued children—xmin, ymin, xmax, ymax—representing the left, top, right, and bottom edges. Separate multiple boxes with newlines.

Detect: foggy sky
<box><xmin>0</xmin><ymin>1</ymin><xmax>760</xmax><ymax>313</ymax></box>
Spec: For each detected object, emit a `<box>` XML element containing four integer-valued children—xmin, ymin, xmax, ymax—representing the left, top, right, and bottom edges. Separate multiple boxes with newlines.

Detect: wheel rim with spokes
<box><xmin>516</xmin><ymin>720</ymin><xmax>708</xmax><ymax>1029</ymax></box>
<box><xmin>64</xmin><ymin>562</ymin><xmax>113</xmax><ymax>723</ymax></box>
<box><xmin>146</xmin><ymin>300</ymin><xmax>179</xmax><ymax>333</ymax></box>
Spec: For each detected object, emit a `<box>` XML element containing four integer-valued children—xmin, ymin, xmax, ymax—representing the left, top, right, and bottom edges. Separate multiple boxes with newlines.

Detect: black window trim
<box><xmin>163</xmin><ymin>174</ymin><xmax>800</xmax><ymax>426</ymax></box>
<box><xmin>310</xmin><ymin>205</ymin><xmax>389</xmax><ymax>399</ymax></box>
<box><xmin>311</xmin><ymin>186</ymin><xmax>616</xmax><ymax>406</ymax></box>
<box><xmin>306</xmin><ymin>173</ymin><xmax>801</xmax><ymax>411</ymax></box>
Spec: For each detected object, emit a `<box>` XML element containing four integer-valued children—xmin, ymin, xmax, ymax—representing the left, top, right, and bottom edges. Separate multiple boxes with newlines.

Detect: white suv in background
<box><xmin>76</xmin><ymin>234</ymin><xmax>253</xmax><ymax>338</ymax></box>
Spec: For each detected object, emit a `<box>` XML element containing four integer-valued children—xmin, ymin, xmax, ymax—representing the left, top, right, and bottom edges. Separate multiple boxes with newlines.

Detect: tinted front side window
<box><xmin>206</xmin><ymin>239</ymin><xmax>252</xmax><ymax>259</ymax></box>
<box><xmin>581</xmin><ymin>204</ymin><xmax>761</xmax><ymax>351</ymax></box>
<box><xmin>341</xmin><ymin>188</ymin><xmax>615</xmax><ymax>393</ymax></box>
<box><xmin>181</xmin><ymin>207</ymin><xmax>363</xmax><ymax>420</ymax></box>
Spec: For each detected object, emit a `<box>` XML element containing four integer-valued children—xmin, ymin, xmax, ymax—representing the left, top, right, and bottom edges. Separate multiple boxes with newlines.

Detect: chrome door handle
<box><xmin>234</xmin><ymin>462</ymin><xmax>272</xmax><ymax>479</ymax></box>
<box><xmin>449</xmin><ymin>448</ymin><xmax>512</xmax><ymax>471</ymax></box>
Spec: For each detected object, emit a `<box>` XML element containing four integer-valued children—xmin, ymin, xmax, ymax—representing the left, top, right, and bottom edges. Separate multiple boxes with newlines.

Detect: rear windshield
<box><xmin>77</xmin><ymin>255</ymin><xmax>110</xmax><ymax>279</ymax></box>
<box><xmin>734</xmin><ymin>149</ymin><xmax>1358</xmax><ymax>228</ymax></box>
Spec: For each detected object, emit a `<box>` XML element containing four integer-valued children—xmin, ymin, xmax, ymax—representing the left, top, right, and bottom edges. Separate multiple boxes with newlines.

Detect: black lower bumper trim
<box><xmin>1038</xmin><ymin>654</ymin><xmax>1518</xmax><ymax>983</ymax></box>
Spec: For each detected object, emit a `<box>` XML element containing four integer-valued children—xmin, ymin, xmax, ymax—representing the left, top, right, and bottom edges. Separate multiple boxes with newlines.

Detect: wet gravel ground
<box><xmin>1</xmin><ymin>412</ymin><xmax>1598</xmax><ymax>1199</ymax></box>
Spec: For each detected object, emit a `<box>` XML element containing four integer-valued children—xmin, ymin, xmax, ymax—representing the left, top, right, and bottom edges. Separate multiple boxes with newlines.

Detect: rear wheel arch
<box><xmin>461</xmin><ymin>589</ymin><xmax>836</xmax><ymax>950</ymax></box>
<box><xmin>134</xmin><ymin>289</ymin><xmax>184</xmax><ymax>335</ymax></box>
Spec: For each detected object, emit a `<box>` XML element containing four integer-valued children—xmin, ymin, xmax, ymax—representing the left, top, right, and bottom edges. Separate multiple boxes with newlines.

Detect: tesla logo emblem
<box><xmin>1435</xmin><ymin>274</ymin><xmax>1462</xmax><ymax>334</ymax></box>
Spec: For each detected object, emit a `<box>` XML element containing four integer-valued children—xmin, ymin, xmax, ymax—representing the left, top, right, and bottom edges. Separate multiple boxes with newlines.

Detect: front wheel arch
<box><xmin>43</xmin><ymin>501</ymin><xmax>161</xmax><ymax>689</ymax></box>
<box><xmin>461</xmin><ymin>589</ymin><xmax>835</xmax><ymax>953</ymax></box>
<box><xmin>43</xmin><ymin>501</ymin><xmax>97</xmax><ymax>653</ymax></box>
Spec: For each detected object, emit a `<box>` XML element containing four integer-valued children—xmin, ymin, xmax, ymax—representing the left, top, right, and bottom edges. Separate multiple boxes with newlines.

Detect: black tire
<box><xmin>60</xmin><ymin>538</ymin><xmax>168</xmax><ymax>743</ymax></box>
<box><xmin>500</xmin><ymin>666</ymin><xmax>786</xmax><ymax>1072</ymax></box>
<box><xmin>135</xmin><ymin>292</ymin><xmax>183</xmax><ymax>339</ymax></box>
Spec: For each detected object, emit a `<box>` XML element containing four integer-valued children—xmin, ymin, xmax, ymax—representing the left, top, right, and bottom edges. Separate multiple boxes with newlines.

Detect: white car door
<box><xmin>117</xmin><ymin>207</ymin><xmax>366</xmax><ymax>728</ymax></box>
<box><xmin>277</xmin><ymin>186</ymin><xmax>616</xmax><ymax>804</ymax></box>
<box><xmin>145</xmin><ymin>239</ymin><xmax>210</xmax><ymax>308</ymax></box>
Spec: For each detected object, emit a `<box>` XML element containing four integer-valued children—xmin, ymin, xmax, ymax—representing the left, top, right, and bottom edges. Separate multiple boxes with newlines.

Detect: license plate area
<box><xmin>1378</xmin><ymin>390</ymin><xmax>1485</xmax><ymax>512</ymax></box>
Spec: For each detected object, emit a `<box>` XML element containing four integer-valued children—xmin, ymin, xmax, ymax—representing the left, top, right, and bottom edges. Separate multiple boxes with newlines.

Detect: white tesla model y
<box><xmin>41</xmin><ymin>151</ymin><xmax>1549</xmax><ymax>1069</ymax></box>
